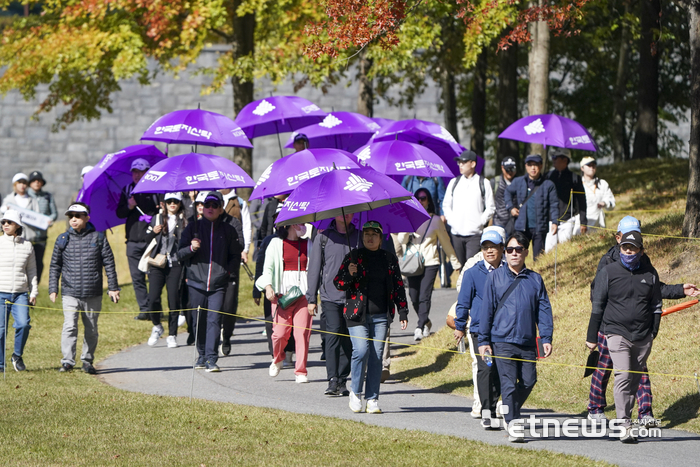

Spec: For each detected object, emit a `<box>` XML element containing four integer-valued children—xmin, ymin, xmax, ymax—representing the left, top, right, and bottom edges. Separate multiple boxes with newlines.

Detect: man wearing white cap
<box><xmin>116</xmin><ymin>158</ymin><xmax>160</xmax><ymax>321</ymax></box>
<box><xmin>580</xmin><ymin>156</ymin><xmax>615</xmax><ymax>229</ymax></box>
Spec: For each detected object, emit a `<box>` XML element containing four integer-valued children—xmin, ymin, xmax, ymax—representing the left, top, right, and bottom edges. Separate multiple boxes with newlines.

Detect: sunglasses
<box><xmin>203</xmin><ymin>202</ymin><xmax>220</xmax><ymax>209</ymax></box>
<box><xmin>165</xmin><ymin>199</ymin><xmax>180</xmax><ymax>205</ymax></box>
<box><xmin>506</xmin><ymin>246</ymin><xmax>525</xmax><ymax>254</ymax></box>
<box><xmin>416</xmin><ymin>196</ymin><xmax>428</xmax><ymax>201</ymax></box>
<box><xmin>1</xmin><ymin>220</ymin><xmax>15</xmax><ymax>226</ymax></box>
<box><xmin>67</xmin><ymin>213</ymin><xmax>85</xmax><ymax>219</ymax></box>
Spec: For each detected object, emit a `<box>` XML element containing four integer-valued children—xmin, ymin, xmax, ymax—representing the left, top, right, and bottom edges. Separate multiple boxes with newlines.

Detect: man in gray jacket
<box><xmin>49</xmin><ymin>203</ymin><xmax>120</xmax><ymax>374</ymax></box>
<box><xmin>306</xmin><ymin>214</ymin><xmax>361</xmax><ymax>396</ymax></box>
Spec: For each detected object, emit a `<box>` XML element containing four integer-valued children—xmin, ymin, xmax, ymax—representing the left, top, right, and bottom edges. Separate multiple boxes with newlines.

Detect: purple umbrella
<box><xmin>141</xmin><ymin>108</ymin><xmax>253</xmax><ymax>148</ymax></box>
<box><xmin>312</xmin><ymin>197</ymin><xmax>430</xmax><ymax>234</ymax></box>
<box><xmin>77</xmin><ymin>145</ymin><xmax>167</xmax><ymax>231</ymax></box>
<box><xmin>354</xmin><ymin>141</ymin><xmax>457</xmax><ymax>178</ymax></box>
<box><xmin>234</xmin><ymin>96</ymin><xmax>327</xmax><ymax>139</ymax></box>
<box><xmin>250</xmin><ymin>148</ymin><xmax>359</xmax><ymax>201</ymax></box>
<box><xmin>372</xmin><ymin>117</ymin><xmax>395</xmax><ymax>128</ymax></box>
<box><xmin>372</xmin><ymin>119</ymin><xmax>485</xmax><ymax>175</ymax></box>
<box><xmin>283</xmin><ymin>112</ymin><xmax>381</xmax><ymax>152</ymax></box>
<box><xmin>132</xmin><ymin>153</ymin><xmax>255</xmax><ymax>194</ymax></box>
<box><xmin>498</xmin><ymin>114</ymin><xmax>598</xmax><ymax>152</ymax></box>
<box><xmin>275</xmin><ymin>168</ymin><xmax>412</xmax><ymax>226</ymax></box>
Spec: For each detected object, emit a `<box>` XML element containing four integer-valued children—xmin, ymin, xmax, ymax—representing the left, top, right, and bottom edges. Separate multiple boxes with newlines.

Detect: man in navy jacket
<box><xmin>478</xmin><ymin>231</ymin><xmax>553</xmax><ymax>441</ymax></box>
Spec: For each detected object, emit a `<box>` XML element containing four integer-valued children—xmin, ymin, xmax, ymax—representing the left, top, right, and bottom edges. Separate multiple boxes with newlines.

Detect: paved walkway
<box><xmin>99</xmin><ymin>289</ymin><xmax>699</xmax><ymax>466</ymax></box>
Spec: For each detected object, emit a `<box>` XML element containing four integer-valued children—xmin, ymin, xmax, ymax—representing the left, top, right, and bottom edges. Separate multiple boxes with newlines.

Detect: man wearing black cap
<box><xmin>544</xmin><ymin>149</ymin><xmax>588</xmax><ymax>252</ymax></box>
<box><xmin>178</xmin><ymin>191</ymin><xmax>243</xmax><ymax>372</ymax></box>
<box><xmin>504</xmin><ymin>154</ymin><xmax>559</xmax><ymax>260</ymax></box>
<box><xmin>443</xmin><ymin>150</ymin><xmax>495</xmax><ymax>266</ymax></box>
<box><xmin>491</xmin><ymin>157</ymin><xmax>518</xmax><ymax>237</ymax></box>
<box><xmin>292</xmin><ymin>133</ymin><xmax>309</xmax><ymax>152</ymax></box>
<box><xmin>27</xmin><ymin>171</ymin><xmax>58</xmax><ymax>282</ymax></box>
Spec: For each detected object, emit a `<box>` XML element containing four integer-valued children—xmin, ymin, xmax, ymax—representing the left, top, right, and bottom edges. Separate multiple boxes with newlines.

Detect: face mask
<box><xmin>293</xmin><ymin>224</ymin><xmax>307</xmax><ymax>237</ymax></box>
<box><xmin>620</xmin><ymin>251</ymin><xmax>642</xmax><ymax>271</ymax></box>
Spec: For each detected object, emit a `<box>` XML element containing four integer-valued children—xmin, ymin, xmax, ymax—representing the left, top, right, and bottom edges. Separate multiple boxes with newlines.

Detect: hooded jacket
<box><xmin>0</xmin><ymin>233</ymin><xmax>38</xmax><ymax>298</ymax></box>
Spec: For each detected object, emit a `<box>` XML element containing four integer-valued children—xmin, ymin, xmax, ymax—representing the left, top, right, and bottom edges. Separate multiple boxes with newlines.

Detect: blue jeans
<box><xmin>348</xmin><ymin>313</ymin><xmax>388</xmax><ymax>400</ymax></box>
<box><xmin>0</xmin><ymin>292</ymin><xmax>31</xmax><ymax>367</ymax></box>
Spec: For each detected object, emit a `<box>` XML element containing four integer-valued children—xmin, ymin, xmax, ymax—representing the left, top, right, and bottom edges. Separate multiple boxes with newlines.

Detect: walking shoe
<box><xmin>508</xmin><ymin>434</ymin><xmax>525</xmax><ymax>443</ymax></box>
<box><xmin>147</xmin><ymin>324</ymin><xmax>164</xmax><ymax>346</ymax></box>
<box><xmin>195</xmin><ymin>356</ymin><xmax>206</xmax><ymax>369</ymax></box>
<box><xmin>283</xmin><ymin>351</ymin><xmax>294</xmax><ymax>368</ymax></box>
<box><xmin>220</xmin><ymin>334</ymin><xmax>231</xmax><ymax>356</ymax></box>
<box><xmin>11</xmin><ymin>354</ymin><xmax>25</xmax><ymax>372</ymax></box>
<box><xmin>295</xmin><ymin>374</ymin><xmax>309</xmax><ymax>383</ymax></box>
<box><xmin>325</xmin><ymin>378</ymin><xmax>340</xmax><ymax>395</ymax></box>
<box><xmin>177</xmin><ymin>314</ymin><xmax>186</xmax><ymax>327</ymax></box>
<box><xmin>365</xmin><ymin>399</ymin><xmax>382</xmax><ymax>414</ymax></box>
<box><xmin>423</xmin><ymin>320</ymin><xmax>432</xmax><ymax>338</ymax></box>
<box><xmin>620</xmin><ymin>426</ymin><xmax>638</xmax><ymax>444</ymax></box>
<box><xmin>134</xmin><ymin>313</ymin><xmax>149</xmax><ymax>321</ymax></box>
<box><xmin>59</xmin><ymin>363</ymin><xmax>73</xmax><ymax>372</ymax></box>
<box><xmin>470</xmin><ymin>409</ymin><xmax>482</xmax><ymax>419</ymax></box>
<box><xmin>481</xmin><ymin>418</ymin><xmax>495</xmax><ymax>430</ymax></box>
<box><xmin>496</xmin><ymin>400</ymin><xmax>504</xmax><ymax>419</ymax></box>
<box><xmin>349</xmin><ymin>390</ymin><xmax>362</xmax><ymax>413</ymax></box>
<box><xmin>269</xmin><ymin>360</ymin><xmax>283</xmax><ymax>377</ymax></box>
<box><xmin>82</xmin><ymin>362</ymin><xmax>97</xmax><ymax>375</ymax></box>
<box><xmin>338</xmin><ymin>381</ymin><xmax>350</xmax><ymax>396</ymax></box>
<box><xmin>639</xmin><ymin>415</ymin><xmax>658</xmax><ymax>427</ymax></box>
<box><xmin>587</xmin><ymin>412</ymin><xmax>608</xmax><ymax>423</ymax></box>
<box><xmin>381</xmin><ymin>369</ymin><xmax>390</xmax><ymax>383</ymax></box>
<box><xmin>205</xmin><ymin>361</ymin><xmax>221</xmax><ymax>372</ymax></box>
<box><xmin>414</xmin><ymin>328</ymin><xmax>423</xmax><ymax>341</ymax></box>
<box><xmin>166</xmin><ymin>335</ymin><xmax>178</xmax><ymax>348</ymax></box>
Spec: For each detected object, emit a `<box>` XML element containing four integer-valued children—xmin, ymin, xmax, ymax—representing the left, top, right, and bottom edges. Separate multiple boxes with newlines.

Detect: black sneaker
<box><xmin>134</xmin><ymin>313</ymin><xmax>149</xmax><ymax>321</ymax></box>
<box><xmin>338</xmin><ymin>380</ymin><xmax>350</xmax><ymax>397</ymax></box>
<box><xmin>195</xmin><ymin>357</ymin><xmax>206</xmax><ymax>369</ymax></box>
<box><xmin>220</xmin><ymin>330</ymin><xmax>231</xmax><ymax>356</ymax></box>
<box><xmin>325</xmin><ymin>378</ymin><xmax>339</xmax><ymax>396</ymax></box>
<box><xmin>82</xmin><ymin>362</ymin><xmax>97</xmax><ymax>375</ymax></box>
<box><xmin>59</xmin><ymin>363</ymin><xmax>74</xmax><ymax>372</ymax></box>
<box><xmin>11</xmin><ymin>354</ymin><xmax>26</xmax><ymax>372</ymax></box>
<box><xmin>205</xmin><ymin>361</ymin><xmax>221</xmax><ymax>372</ymax></box>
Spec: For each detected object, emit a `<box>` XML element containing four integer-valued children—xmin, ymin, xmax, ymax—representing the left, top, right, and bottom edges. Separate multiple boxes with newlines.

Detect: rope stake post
<box><xmin>190</xmin><ymin>306</ymin><xmax>201</xmax><ymax>402</ymax></box>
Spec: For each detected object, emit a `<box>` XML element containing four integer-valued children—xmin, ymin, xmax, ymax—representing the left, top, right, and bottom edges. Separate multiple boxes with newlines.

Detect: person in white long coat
<box><xmin>580</xmin><ymin>156</ymin><xmax>615</xmax><ymax>229</ymax></box>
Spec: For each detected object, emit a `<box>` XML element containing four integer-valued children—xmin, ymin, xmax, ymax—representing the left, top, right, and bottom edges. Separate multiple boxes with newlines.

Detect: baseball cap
<box><xmin>501</xmin><ymin>157</ymin><xmax>516</xmax><ymax>168</ymax></box>
<box><xmin>454</xmin><ymin>149</ymin><xmax>478</xmax><ymax>163</ymax></box>
<box><xmin>480</xmin><ymin>229</ymin><xmax>503</xmax><ymax>245</ymax></box>
<box><xmin>293</xmin><ymin>133</ymin><xmax>309</xmax><ymax>143</ymax></box>
<box><xmin>164</xmin><ymin>192</ymin><xmax>183</xmax><ymax>202</ymax></box>
<box><xmin>64</xmin><ymin>203</ymin><xmax>90</xmax><ymax>216</ymax></box>
<box><xmin>362</xmin><ymin>220</ymin><xmax>383</xmax><ymax>235</ymax></box>
<box><xmin>204</xmin><ymin>191</ymin><xmax>224</xmax><ymax>205</ymax></box>
<box><xmin>524</xmin><ymin>154</ymin><xmax>543</xmax><ymax>164</ymax></box>
<box><xmin>482</xmin><ymin>226</ymin><xmax>507</xmax><ymax>245</ymax></box>
<box><xmin>580</xmin><ymin>156</ymin><xmax>596</xmax><ymax>167</ymax></box>
<box><xmin>1</xmin><ymin>210</ymin><xmax>22</xmax><ymax>226</ymax></box>
<box><xmin>28</xmin><ymin>171</ymin><xmax>45</xmax><ymax>185</ymax></box>
<box><xmin>12</xmin><ymin>173</ymin><xmax>28</xmax><ymax>184</ymax></box>
<box><xmin>620</xmin><ymin>230</ymin><xmax>643</xmax><ymax>249</ymax></box>
<box><xmin>550</xmin><ymin>148</ymin><xmax>571</xmax><ymax>161</ymax></box>
<box><xmin>195</xmin><ymin>191</ymin><xmax>209</xmax><ymax>204</ymax></box>
<box><xmin>617</xmin><ymin>216</ymin><xmax>641</xmax><ymax>234</ymax></box>
<box><xmin>130</xmin><ymin>158</ymin><xmax>150</xmax><ymax>171</ymax></box>
<box><xmin>81</xmin><ymin>166</ymin><xmax>94</xmax><ymax>177</ymax></box>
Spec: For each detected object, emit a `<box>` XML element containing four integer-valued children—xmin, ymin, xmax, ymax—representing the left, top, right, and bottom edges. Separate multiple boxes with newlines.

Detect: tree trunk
<box><xmin>527</xmin><ymin>0</ymin><xmax>550</xmax><ymax>157</ymax></box>
<box><xmin>230</xmin><ymin>1</ymin><xmax>256</xmax><ymax>200</ymax></box>
<box><xmin>357</xmin><ymin>49</ymin><xmax>374</xmax><ymax>117</ymax></box>
<box><xmin>683</xmin><ymin>1</ymin><xmax>700</xmax><ymax>237</ymax></box>
<box><xmin>441</xmin><ymin>68</ymin><xmax>459</xmax><ymax>144</ymax></box>
<box><xmin>631</xmin><ymin>0</ymin><xmax>660</xmax><ymax>159</ymax></box>
<box><xmin>498</xmin><ymin>37</ymin><xmax>519</xmax><ymax>168</ymax></box>
<box><xmin>612</xmin><ymin>2</ymin><xmax>631</xmax><ymax>162</ymax></box>
<box><xmin>470</xmin><ymin>49</ymin><xmax>487</xmax><ymax>155</ymax></box>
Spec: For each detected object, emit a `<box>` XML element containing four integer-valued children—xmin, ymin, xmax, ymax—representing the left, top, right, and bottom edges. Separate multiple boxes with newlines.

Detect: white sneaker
<box><xmin>349</xmin><ymin>390</ymin><xmax>362</xmax><ymax>413</ymax></box>
<box><xmin>147</xmin><ymin>325</ymin><xmax>164</xmax><ymax>346</ymax></box>
<box><xmin>414</xmin><ymin>328</ymin><xmax>423</xmax><ymax>341</ymax></box>
<box><xmin>366</xmin><ymin>399</ymin><xmax>382</xmax><ymax>414</ymax></box>
<box><xmin>177</xmin><ymin>314</ymin><xmax>186</xmax><ymax>327</ymax></box>
<box><xmin>423</xmin><ymin>321</ymin><xmax>432</xmax><ymax>338</ymax></box>
<box><xmin>269</xmin><ymin>360</ymin><xmax>283</xmax><ymax>377</ymax></box>
<box><xmin>166</xmin><ymin>335</ymin><xmax>178</xmax><ymax>348</ymax></box>
<box><xmin>295</xmin><ymin>374</ymin><xmax>309</xmax><ymax>383</ymax></box>
<box><xmin>496</xmin><ymin>400</ymin><xmax>504</xmax><ymax>419</ymax></box>
<box><xmin>470</xmin><ymin>409</ymin><xmax>482</xmax><ymax>419</ymax></box>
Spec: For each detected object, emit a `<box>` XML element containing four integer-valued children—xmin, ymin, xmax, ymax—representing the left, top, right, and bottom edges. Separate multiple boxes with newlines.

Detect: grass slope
<box><xmin>392</xmin><ymin>158</ymin><xmax>700</xmax><ymax>433</ymax></box>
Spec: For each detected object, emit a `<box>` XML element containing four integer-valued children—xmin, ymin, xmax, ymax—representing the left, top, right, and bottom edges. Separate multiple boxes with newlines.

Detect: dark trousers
<box><xmin>472</xmin><ymin>333</ymin><xmax>501</xmax><ymax>415</ymax></box>
<box><xmin>188</xmin><ymin>286</ymin><xmax>225</xmax><ymax>363</ymax></box>
<box><xmin>263</xmin><ymin>297</ymin><xmax>294</xmax><ymax>357</ymax></box>
<box><xmin>322</xmin><ymin>301</ymin><xmax>352</xmax><ymax>382</ymax></box>
<box><xmin>32</xmin><ymin>242</ymin><xmax>46</xmax><ymax>284</ymax></box>
<box><xmin>522</xmin><ymin>229</ymin><xmax>546</xmax><ymax>261</ymax></box>
<box><xmin>408</xmin><ymin>265</ymin><xmax>439</xmax><ymax>329</ymax></box>
<box><xmin>126</xmin><ymin>241</ymin><xmax>150</xmax><ymax>312</ymax></box>
<box><xmin>493</xmin><ymin>342</ymin><xmax>537</xmax><ymax>423</ymax></box>
<box><xmin>148</xmin><ymin>263</ymin><xmax>183</xmax><ymax>336</ymax></box>
<box><xmin>221</xmin><ymin>277</ymin><xmax>240</xmax><ymax>343</ymax></box>
<box><xmin>452</xmin><ymin>234</ymin><xmax>481</xmax><ymax>266</ymax></box>
<box><xmin>320</xmin><ymin>309</ymin><xmax>327</xmax><ymax>357</ymax></box>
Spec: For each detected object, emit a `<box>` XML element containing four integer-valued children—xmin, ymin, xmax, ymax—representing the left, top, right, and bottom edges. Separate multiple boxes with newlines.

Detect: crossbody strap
<box><xmin>407</xmin><ymin>215</ymin><xmax>434</xmax><ymax>251</ymax></box>
<box><xmin>494</xmin><ymin>274</ymin><xmax>524</xmax><ymax>317</ymax></box>
<box><xmin>519</xmin><ymin>183</ymin><xmax>542</xmax><ymax>209</ymax></box>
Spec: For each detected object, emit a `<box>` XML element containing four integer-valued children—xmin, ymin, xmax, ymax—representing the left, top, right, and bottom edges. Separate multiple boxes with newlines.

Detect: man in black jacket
<box><xmin>178</xmin><ymin>192</ymin><xmax>242</xmax><ymax>372</ymax></box>
<box><xmin>49</xmin><ymin>203</ymin><xmax>120</xmax><ymax>375</ymax></box>
<box><xmin>116</xmin><ymin>158</ymin><xmax>160</xmax><ymax>321</ymax></box>
<box><xmin>544</xmin><ymin>149</ymin><xmax>587</xmax><ymax>252</ymax></box>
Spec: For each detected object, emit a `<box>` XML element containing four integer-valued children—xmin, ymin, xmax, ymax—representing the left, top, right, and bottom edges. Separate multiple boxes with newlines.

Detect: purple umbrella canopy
<box><xmin>312</xmin><ymin>197</ymin><xmax>430</xmax><ymax>234</ymax></box>
<box><xmin>77</xmin><ymin>144</ymin><xmax>167</xmax><ymax>231</ymax></box>
<box><xmin>141</xmin><ymin>108</ymin><xmax>253</xmax><ymax>148</ymax></box>
<box><xmin>234</xmin><ymin>96</ymin><xmax>327</xmax><ymax>139</ymax></box>
<box><xmin>132</xmin><ymin>153</ymin><xmax>254</xmax><ymax>194</ymax></box>
<box><xmin>372</xmin><ymin>118</ymin><xmax>485</xmax><ymax>175</ymax></box>
<box><xmin>371</xmin><ymin>117</ymin><xmax>395</xmax><ymax>128</ymax></box>
<box><xmin>250</xmin><ymin>148</ymin><xmax>359</xmax><ymax>201</ymax></box>
<box><xmin>283</xmin><ymin>112</ymin><xmax>381</xmax><ymax>152</ymax></box>
<box><xmin>275</xmin><ymin>168</ymin><xmax>413</xmax><ymax>226</ymax></box>
<box><xmin>353</xmin><ymin>140</ymin><xmax>457</xmax><ymax>178</ymax></box>
<box><xmin>498</xmin><ymin>114</ymin><xmax>598</xmax><ymax>151</ymax></box>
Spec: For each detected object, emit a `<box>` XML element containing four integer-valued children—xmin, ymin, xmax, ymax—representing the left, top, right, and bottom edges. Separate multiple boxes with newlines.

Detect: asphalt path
<box><xmin>99</xmin><ymin>288</ymin><xmax>700</xmax><ymax>466</ymax></box>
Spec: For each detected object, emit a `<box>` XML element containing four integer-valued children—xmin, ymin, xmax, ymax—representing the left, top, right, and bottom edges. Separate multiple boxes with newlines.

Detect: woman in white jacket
<box><xmin>0</xmin><ymin>210</ymin><xmax>38</xmax><ymax>372</ymax></box>
<box><xmin>396</xmin><ymin>189</ymin><xmax>461</xmax><ymax>341</ymax></box>
<box><xmin>580</xmin><ymin>156</ymin><xmax>615</xmax><ymax>229</ymax></box>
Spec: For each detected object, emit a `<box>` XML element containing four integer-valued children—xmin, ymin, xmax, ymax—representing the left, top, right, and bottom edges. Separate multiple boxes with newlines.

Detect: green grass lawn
<box><xmin>0</xmin><ymin>223</ymin><xmax>608</xmax><ymax>466</ymax></box>
<box><xmin>392</xmin><ymin>158</ymin><xmax>700</xmax><ymax>433</ymax></box>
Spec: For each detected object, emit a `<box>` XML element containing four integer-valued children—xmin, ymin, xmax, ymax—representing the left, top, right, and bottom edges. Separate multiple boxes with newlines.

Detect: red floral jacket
<box><xmin>333</xmin><ymin>248</ymin><xmax>409</xmax><ymax>323</ymax></box>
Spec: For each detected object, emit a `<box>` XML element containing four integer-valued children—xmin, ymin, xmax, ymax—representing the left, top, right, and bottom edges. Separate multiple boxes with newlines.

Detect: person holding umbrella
<box><xmin>334</xmin><ymin>221</ymin><xmax>409</xmax><ymax>414</ymax></box>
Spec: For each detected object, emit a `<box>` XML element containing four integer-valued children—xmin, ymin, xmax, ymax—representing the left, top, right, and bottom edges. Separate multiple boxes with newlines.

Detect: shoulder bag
<box><xmin>399</xmin><ymin>216</ymin><xmax>433</xmax><ymax>277</ymax></box>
